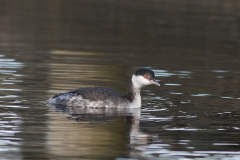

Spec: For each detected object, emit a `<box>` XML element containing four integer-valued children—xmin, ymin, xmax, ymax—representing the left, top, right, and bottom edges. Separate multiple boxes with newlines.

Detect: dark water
<box><xmin>0</xmin><ymin>0</ymin><xmax>240</xmax><ymax>160</ymax></box>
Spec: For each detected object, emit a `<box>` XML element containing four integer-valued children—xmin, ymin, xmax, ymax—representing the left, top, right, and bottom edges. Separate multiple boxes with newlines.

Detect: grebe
<box><xmin>47</xmin><ymin>68</ymin><xmax>160</xmax><ymax>108</ymax></box>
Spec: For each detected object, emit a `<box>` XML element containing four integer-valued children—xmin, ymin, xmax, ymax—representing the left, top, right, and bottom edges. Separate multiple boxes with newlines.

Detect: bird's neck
<box><xmin>126</xmin><ymin>80</ymin><xmax>141</xmax><ymax>101</ymax></box>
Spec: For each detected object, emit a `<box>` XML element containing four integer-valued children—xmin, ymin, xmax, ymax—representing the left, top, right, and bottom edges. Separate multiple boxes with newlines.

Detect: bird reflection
<box><xmin>50</xmin><ymin>105</ymin><xmax>156</xmax><ymax>145</ymax></box>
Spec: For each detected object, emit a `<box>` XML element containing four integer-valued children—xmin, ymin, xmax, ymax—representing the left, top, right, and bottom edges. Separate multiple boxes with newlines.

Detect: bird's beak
<box><xmin>150</xmin><ymin>79</ymin><xmax>160</xmax><ymax>86</ymax></box>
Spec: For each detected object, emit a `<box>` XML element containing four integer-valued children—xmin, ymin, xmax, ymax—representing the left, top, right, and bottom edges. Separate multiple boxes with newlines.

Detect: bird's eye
<box><xmin>144</xmin><ymin>75</ymin><xmax>148</xmax><ymax>79</ymax></box>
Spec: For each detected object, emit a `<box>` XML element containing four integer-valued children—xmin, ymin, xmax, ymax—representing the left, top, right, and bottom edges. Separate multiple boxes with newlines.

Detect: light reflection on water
<box><xmin>0</xmin><ymin>111</ymin><xmax>23</xmax><ymax>159</ymax></box>
<box><xmin>133</xmin><ymin>67</ymin><xmax>240</xmax><ymax>159</ymax></box>
<box><xmin>0</xmin><ymin>55</ymin><xmax>24</xmax><ymax>160</ymax></box>
<box><xmin>153</xmin><ymin>69</ymin><xmax>192</xmax><ymax>78</ymax></box>
<box><xmin>43</xmin><ymin>54</ymin><xmax>240</xmax><ymax>159</ymax></box>
<box><xmin>152</xmin><ymin>68</ymin><xmax>240</xmax><ymax>101</ymax></box>
<box><xmin>0</xmin><ymin>51</ymin><xmax>239</xmax><ymax>160</ymax></box>
<box><xmin>0</xmin><ymin>0</ymin><xmax>239</xmax><ymax>158</ymax></box>
<box><xmin>4</xmin><ymin>15</ymin><xmax>240</xmax><ymax>160</ymax></box>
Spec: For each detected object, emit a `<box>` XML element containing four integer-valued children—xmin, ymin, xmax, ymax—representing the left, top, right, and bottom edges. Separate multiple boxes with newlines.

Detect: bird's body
<box><xmin>47</xmin><ymin>68</ymin><xmax>159</xmax><ymax>108</ymax></box>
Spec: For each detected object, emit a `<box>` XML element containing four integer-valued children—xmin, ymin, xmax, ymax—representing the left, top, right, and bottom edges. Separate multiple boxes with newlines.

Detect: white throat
<box><xmin>131</xmin><ymin>74</ymin><xmax>151</xmax><ymax>88</ymax></box>
<box><xmin>127</xmin><ymin>74</ymin><xmax>153</xmax><ymax>108</ymax></box>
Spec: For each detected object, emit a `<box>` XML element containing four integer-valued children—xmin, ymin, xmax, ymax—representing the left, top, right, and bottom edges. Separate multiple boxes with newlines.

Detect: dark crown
<box><xmin>134</xmin><ymin>68</ymin><xmax>155</xmax><ymax>80</ymax></box>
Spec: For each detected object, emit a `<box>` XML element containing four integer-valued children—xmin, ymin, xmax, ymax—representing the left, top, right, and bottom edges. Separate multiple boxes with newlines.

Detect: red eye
<box><xmin>144</xmin><ymin>75</ymin><xmax>148</xmax><ymax>79</ymax></box>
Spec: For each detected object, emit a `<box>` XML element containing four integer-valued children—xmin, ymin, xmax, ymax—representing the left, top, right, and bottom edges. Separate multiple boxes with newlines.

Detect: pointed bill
<box><xmin>150</xmin><ymin>79</ymin><xmax>160</xmax><ymax>86</ymax></box>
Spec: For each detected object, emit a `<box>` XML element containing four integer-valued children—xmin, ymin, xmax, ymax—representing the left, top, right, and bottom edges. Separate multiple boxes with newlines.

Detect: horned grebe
<box><xmin>47</xmin><ymin>68</ymin><xmax>160</xmax><ymax>108</ymax></box>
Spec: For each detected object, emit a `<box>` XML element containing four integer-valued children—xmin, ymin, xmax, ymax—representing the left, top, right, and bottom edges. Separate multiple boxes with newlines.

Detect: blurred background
<box><xmin>1</xmin><ymin>0</ymin><xmax>238</xmax><ymax>53</ymax></box>
<box><xmin>0</xmin><ymin>0</ymin><xmax>240</xmax><ymax>160</ymax></box>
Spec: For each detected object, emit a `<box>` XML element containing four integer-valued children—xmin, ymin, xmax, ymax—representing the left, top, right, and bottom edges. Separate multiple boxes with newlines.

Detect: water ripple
<box><xmin>0</xmin><ymin>95</ymin><xmax>19</xmax><ymax>98</ymax></box>
<box><xmin>211</xmin><ymin>70</ymin><xmax>229</xmax><ymax>73</ymax></box>
<box><xmin>164</xmin><ymin>83</ymin><xmax>182</xmax><ymax>86</ymax></box>
<box><xmin>153</xmin><ymin>69</ymin><xmax>191</xmax><ymax>78</ymax></box>
<box><xmin>191</xmin><ymin>93</ymin><xmax>211</xmax><ymax>97</ymax></box>
<box><xmin>0</xmin><ymin>88</ymin><xmax>22</xmax><ymax>91</ymax></box>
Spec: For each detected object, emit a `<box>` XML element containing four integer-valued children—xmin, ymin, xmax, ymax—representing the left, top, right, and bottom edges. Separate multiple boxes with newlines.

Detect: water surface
<box><xmin>0</xmin><ymin>0</ymin><xmax>240</xmax><ymax>160</ymax></box>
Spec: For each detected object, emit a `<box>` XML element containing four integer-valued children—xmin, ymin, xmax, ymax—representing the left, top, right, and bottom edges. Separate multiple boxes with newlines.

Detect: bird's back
<box><xmin>47</xmin><ymin>87</ymin><xmax>129</xmax><ymax>107</ymax></box>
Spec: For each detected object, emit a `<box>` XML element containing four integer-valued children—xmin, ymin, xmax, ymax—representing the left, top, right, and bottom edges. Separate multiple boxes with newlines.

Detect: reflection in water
<box><xmin>46</xmin><ymin>51</ymin><xmax>159</xmax><ymax>159</ymax></box>
<box><xmin>46</xmin><ymin>106</ymin><xmax>153</xmax><ymax>159</ymax></box>
<box><xmin>0</xmin><ymin>0</ymin><xmax>240</xmax><ymax>159</ymax></box>
<box><xmin>153</xmin><ymin>70</ymin><xmax>192</xmax><ymax>78</ymax></box>
<box><xmin>0</xmin><ymin>51</ymin><xmax>239</xmax><ymax>159</ymax></box>
<box><xmin>0</xmin><ymin>54</ymin><xmax>24</xmax><ymax>160</ymax></box>
<box><xmin>153</xmin><ymin>69</ymin><xmax>240</xmax><ymax>100</ymax></box>
<box><xmin>46</xmin><ymin>56</ymin><xmax>240</xmax><ymax>159</ymax></box>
